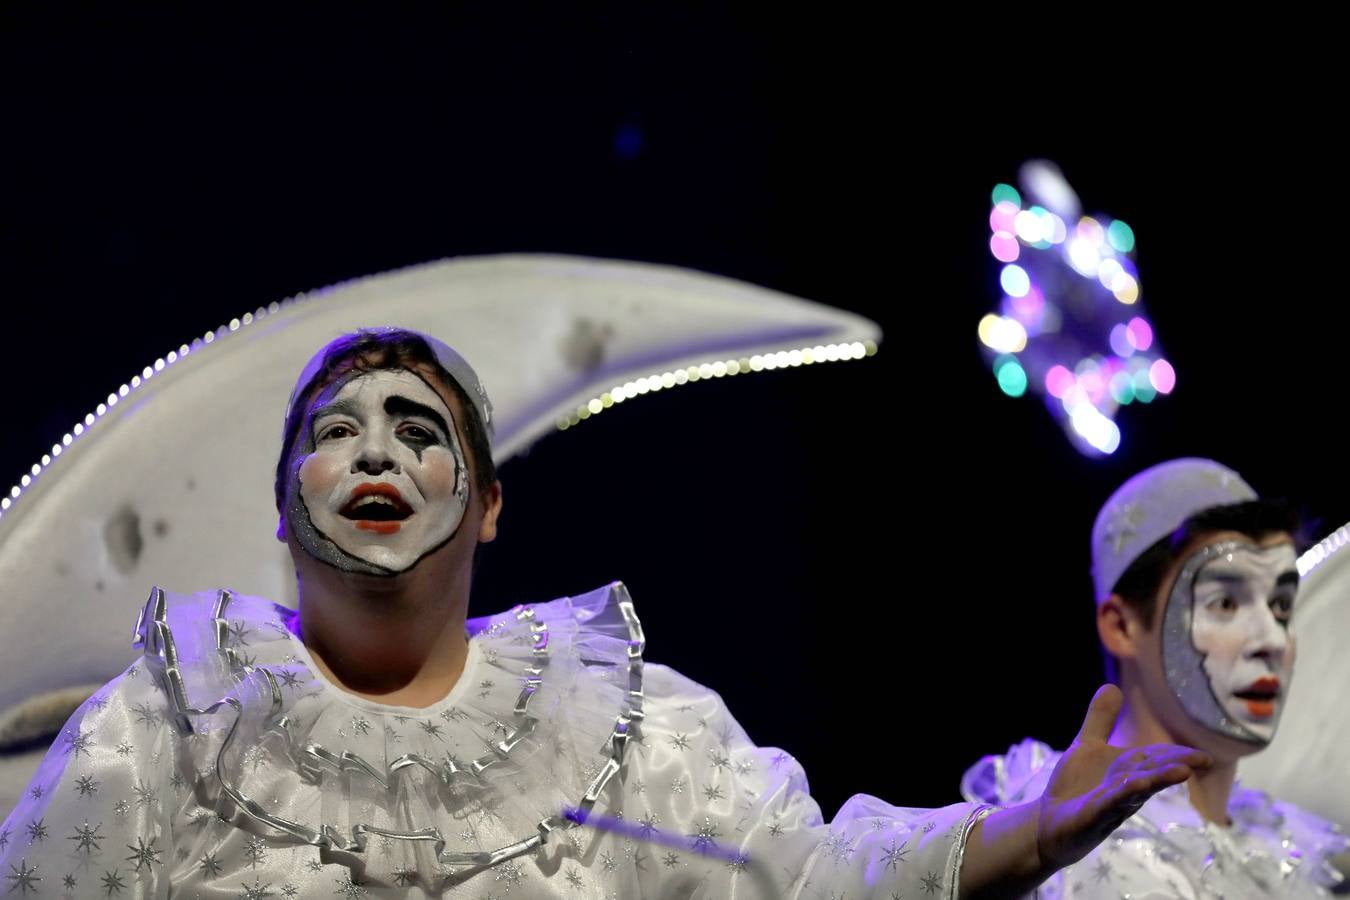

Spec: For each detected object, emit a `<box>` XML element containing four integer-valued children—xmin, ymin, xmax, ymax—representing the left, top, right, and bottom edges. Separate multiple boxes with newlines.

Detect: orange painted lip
<box><xmin>355</xmin><ymin>520</ymin><xmax>402</xmax><ymax>534</ymax></box>
<box><xmin>1236</xmin><ymin>676</ymin><xmax>1281</xmax><ymax>719</ymax></box>
<box><xmin>1243</xmin><ymin>699</ymin><xmax>1276</xmax><ymax>718</ymax></box>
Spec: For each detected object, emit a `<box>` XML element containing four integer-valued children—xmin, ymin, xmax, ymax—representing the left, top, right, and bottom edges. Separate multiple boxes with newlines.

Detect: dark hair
<box><xmin>274</xmin><ymin>329</ymin><xmax>496</xmax><ymax>513</ymax></box>
<box><xmin>1102</xmin><ymin>498</ymin><xmax>1302</xmax><ymax>682</ymax></box>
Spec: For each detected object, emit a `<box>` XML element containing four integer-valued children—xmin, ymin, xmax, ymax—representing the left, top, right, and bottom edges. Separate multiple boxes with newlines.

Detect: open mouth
<box><xmin>1234</xmin><ymin>677</ymin><xmax>1281</xmax><ymax>718</ymax></box>
<box><xmin>340</xmin><ymin>483</ymin><xmax>413</xmax><ymax>533</ymax></box>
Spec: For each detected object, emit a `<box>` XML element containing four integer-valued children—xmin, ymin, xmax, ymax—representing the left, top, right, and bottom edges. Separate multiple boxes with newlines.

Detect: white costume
<box><xmin>963</xmin><ymin>738</ymin><xmax>1345</xmax><ymax>898</ymax></box>
<box><xmin>2</xmin><ymin>584</ymin><xmax>987</xmax><ymax>897</ymax></box>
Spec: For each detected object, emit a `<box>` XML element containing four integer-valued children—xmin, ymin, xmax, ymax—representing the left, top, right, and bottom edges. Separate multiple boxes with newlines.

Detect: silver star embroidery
<box><xmin>637</xmin><ymin>813</ymin><xmax>661</xmax><ymax>838</ymax></box>
<box><xmin>100</xmin><ymin>869</ymin><xmax>126</xmax><ymax>895</ymax></box>
<box><xmin>922</xmin><ymin>871</ymin><xmax>943</xmax><ymax>894</ymax></box>
<box><xmin>24</xmin><ymin>819</ymin><xmax>47</xmax><ymax>844</ymax></box>
<box><xmin>881</xmin><ymin>838</ymin><xmax>910</xmax><ymax>870</ymax></box>
<box><xmin>64</xmin><ymin>728</ymin><xmax>94</xmax><ymax>757</ymax></box>
<box><xmin>281</xmin><ymin>885</ymin><xmax>299</xmax><ymax>898</ymax></box>
<box><xmin>669</xmin><ymin>733</ymin><xmax>691</xmax><ymax>751</ymax></box>
<box><xmin>97</xmin><ymin>868</ymin><xmax>125</xmax><ymax>895</ymax></box>
<box><xmin>131</xmin><ymin>702</ymin><xmax>163</xmax><ymax>731</ymax></box>
<box><xmin>62</xmin><ymin>873</ymin><xmax>77</xmax><ymax>889</ymax></box>
<box><xmin>5</xmin><ymin>859</ymin><xmax>41</xmax><ymax>895</ymax></box>
<box><xmin>68</xmin><ymin>822</ymin><xmax>105</xmax><ymax>853</ymax></box>
<box><xmin>599</xmin><ymin>851</ymin><xmax>618</xmax><ymax>873</ymax></box>
<box><xmin>334</xmin><ymin>874</ymin><xmax>367</xmax><ymax>897</ymax></box>
<box><xmin>1093</xmin><ymin>859</ymin><xmax>1111</xmax><ymax>883</ymax></box>
<box><xmin>90</xmin><ymin>694</ymin><xmax>110</xmax><ymax>710</ymax></box>
<box><xmin>707</xmin><ymin>749</ymin><xmax>731</xmax><ymax>771</ymax></box>
<box><xmin>494</xmin><ymin>860</ymin><xmax>526</xmax><ymax>888</ymax></box>
<box><xmin>418</xmin><ymin>721</ymin><xmax>445</xmax><ymax>741</ymax></box>
<box><xmin>243</xmin><ymin>836</ymin><xmax>268</xmax><ymax>868</ymax></box>
<box><xmin>239</xmin><ymin>876</ymin><xmax>273</xmax><ymax>899</ymax></box>
<box><xmin>0</xmin><ymin>828</ymin><xmax>8</xmax><ymax>849</ymax></box>
<box><xmin>133</xmin><ymin>781</ymin><xmax>157</xmax><ymax>806</ymax></box>
<box><xmin>702</xmin><ymin>784</ymin><xmax>725</xmax><ymax>802</ymax></box>
<box><xmin>478</xmin><ymin>679</ymin><xmax>495</xmax><ymax>699</ymax></box>
<box><xmin>670</xmin><ymin>776</ymin><xmax>687</xmax><ymax>794</ymax></box>
<box><xmin>28</xmin><ymin>786</ymin><xmax>44</xmax><ymax>800</ymax></box>
<box><xmin>734</xmin><ymin>759</ymin><xmax>754</xmax><ymax>776</ymax></box>
<box><xmin>126</xmin><ymin>835</ymin><xmax>162</xmax><ymax>871</ymax></box>
<box><xmin>170</xmin><ymin>771</ymin><xmax>186</xmax><ymax>791</ymax></box>
<box><xmin>767</xmin><ymin>820</ymin><xmax>785</xmax><ymax>838</ymax></box>
<box><xmin>690</xmin><ymin>817</ymin><xmax>721</xmax><ymax>852</ymax></box>
<box><xmin>726</xmin><ymin>853</ymin><xmax>749</xmax><ymax>875</ymax></box>
<box><xmin>125</xmin><ymin>664</ymin><xmax>137</xmax><ymax>678</ymax></box>
<box><xmin>278</xmin><ymin>670</ymin><xmax>303</xmax><ymax>690</ymax></box>
<box><xmin>113</xmin><ymin>800</ymin><xmax>130</xmax><ymax>818</ymax></box>
<box><xmin>662</xmin><ymin>852</ymin><xmax>681</xmax><ymax>868</ymax></box>
<box><xmin>305</xmin><ymin>860</ymin><xmax>324</xmax><ymax>873</ymax></box>
<box><xmin>350</xmin><ymin>716</ymin><xmax>371</xmax><ymax>736</ymax></box>
<box><xmin>564</xmin><ymin>868</ymin><xmax>584</xmax><ymax>888</ymax></box>
<box><xmin>200</xmin><ymin>852</ymin><xmax>223</xmax><ymax>878</ymax></box>
<box><xmin>116</xmin><ymin>742</ymin><xmax>134</xmax><ymax>757</ymax></box>
<box><xmin>771</xmin><ymin>751</ymin><xmax>789</xmax><ymax>768</ymax></box>
<box><xmin>630</xmin><ymin>779</ymin><xmax>647</xmax><ymax>795</ymax></box>
<box><xmin>227</xmin><ymin>620</ymin><xmax>252</xmax><ymax>646</ymax></box>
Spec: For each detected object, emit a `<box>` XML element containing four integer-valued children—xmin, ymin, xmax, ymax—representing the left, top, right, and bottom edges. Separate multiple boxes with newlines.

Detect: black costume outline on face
<box><xmin>285</xmin><ymin>368</ymin><xmax>471</xmax><ymax>577</ymax></box>
<box><xmin>1162</xmin><ymin>540</ymin><xmax>1298</xmax><ymax>745</ymax></box>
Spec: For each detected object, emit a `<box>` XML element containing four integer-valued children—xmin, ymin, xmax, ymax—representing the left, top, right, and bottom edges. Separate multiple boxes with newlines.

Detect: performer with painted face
<box><xmin>1</xmin><ymin>330</ymin><xmax>1212</xmax><ymax>898</ymax></box>
<box><xmin>962</xmin><ymin>458</ymin><xmax>1347</xmax><ymax>897</ymax></box>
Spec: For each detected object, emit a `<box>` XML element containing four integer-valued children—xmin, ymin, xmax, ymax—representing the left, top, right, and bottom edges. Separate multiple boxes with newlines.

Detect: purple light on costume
<box><xmin>1127</xmin><ymin>317</ymin><xmax>1153</xmax><ymax>351</ymax></box>
<box><xmin>1150</xmin><ymin>359</ymin><xmax>1177</xmax><ymax>394</ymax></box>
<box><xmin>990</xmin><ymin>232</ymin><xmax>1020</xmax><ymax>263</ymax></box>
<box><xmin>561</xmin><ymin>807</ymin><xmax>744</xmax><ymax>862</ymax></box>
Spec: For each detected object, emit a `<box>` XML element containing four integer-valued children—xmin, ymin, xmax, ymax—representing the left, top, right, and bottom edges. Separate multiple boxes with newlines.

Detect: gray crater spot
<box><xmin>561</xmin><ymin>317</ymin><xmax>615</xmax><ymax>373</ymax></box>
<box><xmin>104</xmin><ymin>505</ymin><xmax>144</xmax><ymax>574</ymax></box>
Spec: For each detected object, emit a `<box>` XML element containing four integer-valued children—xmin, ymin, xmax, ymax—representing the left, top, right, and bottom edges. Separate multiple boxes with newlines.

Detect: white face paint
<box><xmin>1161</xmin><ymin>541</ymin><xmax>1298</xmax><ymax>744</ymax></box>
<box><xmin>285</xmin><ymin>369</ymin><xmax>470</xmax><ymax>574</ymax></box>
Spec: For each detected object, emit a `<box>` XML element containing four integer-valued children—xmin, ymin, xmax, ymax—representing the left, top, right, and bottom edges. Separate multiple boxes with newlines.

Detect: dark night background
<box><xmin>2</xmin><ymin>10</ymin><xmax>1342</xmax><ymax>816</ymax></box>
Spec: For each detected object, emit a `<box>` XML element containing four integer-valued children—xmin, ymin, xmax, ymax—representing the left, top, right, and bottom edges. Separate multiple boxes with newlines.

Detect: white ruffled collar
<box><xmin>135</xmin><ymin>581</ymin><xmax>646</xmax><ymax>889</ymax></box>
